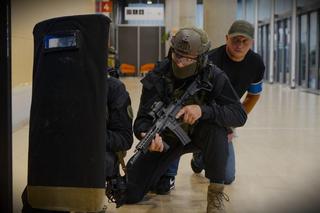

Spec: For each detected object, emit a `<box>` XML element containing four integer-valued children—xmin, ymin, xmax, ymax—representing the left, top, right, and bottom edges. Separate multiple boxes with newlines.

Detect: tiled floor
<box><xmin>13</xmin><ymin>77</ymin><xmax>320</xmax><ymax>212</ymax></box>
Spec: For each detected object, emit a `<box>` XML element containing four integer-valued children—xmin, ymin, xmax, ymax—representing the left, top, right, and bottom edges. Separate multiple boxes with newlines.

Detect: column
<box><xmin>203</xmin><ymin>0</ymin><xmax>237</xmax><ymax>48</ymax></box>
<box><xmin>254</xmin><ymin>0</ymin><xmax>259</xmax><ymax>52</ymax></box>
<box><xmin>269</xmin><ymin>0</ymin><xmax>275</xmax><ymax>83</ymax></box>
<box><xmin>179</xmin><ymin>0</ymin><xmax>197</xmax><ymax>27</ymax></box>
<box><xmin>290</xmin><ymin>0</ymin><xmax>297</xmax><ymax>88</ymax></box>
<box><xmin>165</xmin><ymin>0</ymin><xmax>197</xmax><ymax>52</ymax></box>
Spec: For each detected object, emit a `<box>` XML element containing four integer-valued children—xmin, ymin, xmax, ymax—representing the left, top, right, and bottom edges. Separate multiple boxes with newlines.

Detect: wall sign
<box><xmin>125</xmin><ymin>7</ymin><xmax>164</xmax><ymax>21</ymax></box>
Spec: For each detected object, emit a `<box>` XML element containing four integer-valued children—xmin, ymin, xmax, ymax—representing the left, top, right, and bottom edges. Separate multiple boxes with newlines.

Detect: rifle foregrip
<box><xmin>128</xmin><ymin>140</ymin><xmax>169</xmax><ymax>167</ymax></box>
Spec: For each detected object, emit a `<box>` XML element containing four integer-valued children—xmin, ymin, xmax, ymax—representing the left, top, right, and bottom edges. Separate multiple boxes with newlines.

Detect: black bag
<box><xmin>27</xmin><ymin>14</ymin><xmax>110</xmax><ymax>212</ymax></box>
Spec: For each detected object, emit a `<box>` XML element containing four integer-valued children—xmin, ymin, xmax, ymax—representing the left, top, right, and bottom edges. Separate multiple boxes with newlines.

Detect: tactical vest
<box><xmin>161</xmin><ymin>67</ymin><xmax>211</xmax><ymax>141</ymax></box>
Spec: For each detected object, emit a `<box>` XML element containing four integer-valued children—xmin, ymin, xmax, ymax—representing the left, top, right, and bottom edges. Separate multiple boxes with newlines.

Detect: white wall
<box><xmin>12</xmin><ymin>86</ymin><xmax>32</xmax><ymax>131</ymax></box>
<box><xmin>11</xmin><ymin>0</ymin><xmax>95</xmax><ymax>131</ymax></box>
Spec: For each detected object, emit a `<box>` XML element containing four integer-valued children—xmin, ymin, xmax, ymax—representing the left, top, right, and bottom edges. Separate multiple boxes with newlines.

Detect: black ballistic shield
<box><xmin>27</xmin><ymin>14</ymin><xmax>110</xmax><ymax>212</ymax></box>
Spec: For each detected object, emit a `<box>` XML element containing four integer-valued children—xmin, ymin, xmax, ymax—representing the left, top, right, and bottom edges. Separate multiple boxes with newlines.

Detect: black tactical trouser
<box><xmin>126</xmin><ymin>122</ymin><xmax>229</xmax><ymax>204</ymax></box>
<box><xmin>105</xmin><ymin>151</ymin><xmax>119</xmax><ymax>179</ymax></box>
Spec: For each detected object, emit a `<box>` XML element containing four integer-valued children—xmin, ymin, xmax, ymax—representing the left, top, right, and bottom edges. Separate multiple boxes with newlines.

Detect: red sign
<box><xmin>96</xmin><ymin>0</ymin><xmax>112</xmax><ymax>13</ymax></box>
<box><xmin>102</xmin><ymin>1</ymin><xmax>112</xmax><ymax>12</ymax></box>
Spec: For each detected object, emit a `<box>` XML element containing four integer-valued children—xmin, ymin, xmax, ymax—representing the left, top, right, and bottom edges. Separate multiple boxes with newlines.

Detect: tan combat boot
<box><xmin>207</xmin><ymin>183</ymin><xmax>229</xmax><ymax>213</ymax></box>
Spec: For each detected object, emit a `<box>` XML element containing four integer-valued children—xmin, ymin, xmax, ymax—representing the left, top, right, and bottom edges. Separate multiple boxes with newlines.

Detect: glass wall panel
<box><xmin>237</xmin><ymin>0</ymin><xmax>244</xmax><ymax>19</ymax></box>
<box><xmin>284</xmin><ymin>18</ymin><xmax>291</xmax><ymax>85</ymax></box>
<box><xmin>275</xmin><ymin>18</ymin><xmax>291</xmax><ymax>84</ymax></box>
<box><xmin>308</xmin><ymin>11</ymin><xmax>318</xmax><ymax>89</ymax></box>
<box><xmin>297</xmin><ymin>0</ymin><xmax>320</xmax><ymax>8</ymax></box>
<box><xmin>318</xmin><ymin>11</ymin><xmax>320</xmax><ymax>90</ymax></box>
<box><xmin>259</xmin><ymin>24</ymin><xmax>269</xmax><ymax>81</ymax></box>
<box><xmin>245</xmin><ymin>0</ymin><xmax>255</xmax><ymax>23</ymax></box>
<box><xmin>196</xmin><ymin>3</ymin><xmax>203</xmax><ymax>29</ymax></box>
<box><xmin>275</xmin><ymin>0</ymin><xmax>291</xmax><ymax>15</ymax></box>
<box><xmin>263</xmin><ymin>25</ymin><xmax>269</xmax><ymax>81</ymax></box>
<box><xmin>299</xmin><ymin>14</ymin><xmax>308</xmax><ymax>87</ymax></box>
<box><xmin>274</xmin><ymin>21</ymin><xmax>278</xmax><ymax>82</ymax></box>
<box><xmin>258</xmin><ymin>26</ymin><xmax>263</xmax><ymax>56</ymax></box>
<box><xmin>276</xmin><ymin>20</ymin><xmax>284</xmax><ymax>83</ymax></box>
<box><xmin>258</xmin><ymin>0</ymin><xmax>271</xmax><ymax>20</ymax></box>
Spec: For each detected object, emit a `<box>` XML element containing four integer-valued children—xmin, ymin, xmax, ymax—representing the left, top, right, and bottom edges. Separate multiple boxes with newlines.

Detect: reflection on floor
<box><xmin>13</xmin><ymin>77</ymin><xmax>320</xmax><ymax>213</ymax></box>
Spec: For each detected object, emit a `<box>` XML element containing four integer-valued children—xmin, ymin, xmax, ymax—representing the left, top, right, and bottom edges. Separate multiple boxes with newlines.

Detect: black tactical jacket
<box><xmin>106</xmin><ymin>77</ymin><xmax>133</xmax><ymax>152</ymax></box>
<box><xmin>133</xmin><ymin>59</ymin><xmax>247</xmax><ymax>140</ymax></box>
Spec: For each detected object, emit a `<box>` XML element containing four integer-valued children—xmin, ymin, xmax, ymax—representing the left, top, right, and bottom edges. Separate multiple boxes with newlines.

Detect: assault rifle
<box><xmin>128</xmin><ymin>75</ymin><xmax>212</xmax><ymax>166</ymax></box>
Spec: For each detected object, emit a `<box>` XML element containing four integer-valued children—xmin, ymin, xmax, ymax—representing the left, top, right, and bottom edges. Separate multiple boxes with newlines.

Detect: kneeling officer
<box><xmin>22</xmin><ymin>14</ymin><xmax>132</xmax><ymax>213</ymax></box>
<box><xmin>124</xmin><ymin>27</ymin><xmax>247</xmax><ymax>212</ymax></box>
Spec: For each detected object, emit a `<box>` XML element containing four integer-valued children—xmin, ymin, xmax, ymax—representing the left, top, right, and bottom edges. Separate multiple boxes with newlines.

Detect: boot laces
<box><xmin>213</xmin><ymin>191</ymin><xmax>230</xmax><ymax>209</ymax></box>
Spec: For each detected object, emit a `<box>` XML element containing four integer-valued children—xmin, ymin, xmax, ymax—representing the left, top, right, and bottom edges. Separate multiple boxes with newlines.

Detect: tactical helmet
<box><xmin>170</xmin><ymin>27</ymin><xmax>211</xmax><ymax>58</ymax></box>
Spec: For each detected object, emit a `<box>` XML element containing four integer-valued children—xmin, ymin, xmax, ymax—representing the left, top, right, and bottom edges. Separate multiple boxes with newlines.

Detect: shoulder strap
<box><xmin>205</xmin><ymin>64</ymin><xmax>227</xmax><ymax>98</ymax></box>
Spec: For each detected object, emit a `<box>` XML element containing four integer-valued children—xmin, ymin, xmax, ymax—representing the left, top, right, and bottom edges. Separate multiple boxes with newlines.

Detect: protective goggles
<box><xmin>172</xmin><ymin>51</ymin><xmax>197</xmax><ymax>66</ymax></box>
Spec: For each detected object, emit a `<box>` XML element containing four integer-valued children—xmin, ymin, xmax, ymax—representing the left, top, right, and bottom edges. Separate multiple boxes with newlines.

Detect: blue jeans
<box><xmin>165</xmin><ymin>157</ymin><xmax>180</xmax><ymax>176</ymax></box>
<box><xmin>165</xmin><ymin>142</ymin><xmax>236</xmax><ymax>184</ymax></box>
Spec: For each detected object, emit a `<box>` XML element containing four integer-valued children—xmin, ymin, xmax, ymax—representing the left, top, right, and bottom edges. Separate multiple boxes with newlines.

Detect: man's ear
<box><xmin>250</xmin><ymin>39</ymin><xmax>254</xmax><ymax>48</ymax></box>
<box><xmin>225</xmin><ymin>35</ymin><xmax>229</xmax><ymax>42</ymax></box>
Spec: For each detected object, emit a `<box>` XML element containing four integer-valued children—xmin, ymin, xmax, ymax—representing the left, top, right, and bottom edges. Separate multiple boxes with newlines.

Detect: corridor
<box><xmin>12</xmin><ymin>77</ymin><xmax>320</xmax><ymax>213</ymax></box>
